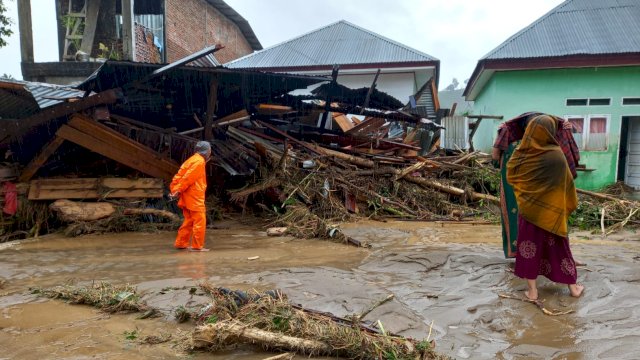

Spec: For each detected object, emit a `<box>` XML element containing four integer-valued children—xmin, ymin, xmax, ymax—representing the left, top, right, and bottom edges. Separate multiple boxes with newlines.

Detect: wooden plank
<box><xmin>30</xmin><ymin>178</ymin><xmax>163</xmax><ymax>190</ymax></box>
<box><xmin>29</xmin><ymin>177</ymin><xmax>164</xmax><ymax>200</ymax></box>
<box><xmin>360</xmin><ymin>69</ymin><xmax>381</xmax><ymax>114</ymax></box>
<box><xmin>68</xmin><ymin>114</ymin><xmax>179</xmax><ymax>173</ymax></box>
<box><xmin>332</xmin><ymin>113</ymin><xmax>354</xmax><ymax>132</ymax></box>
<box><xmin>57</xmin><ymin>125</ymin><xmax>176</xmax><ymax>180</ymax></box>
<box><xmin>19</xmin><ymin>136</ymin><xmax>65</xmax><ymax>182</ymax></box>
<box><xmin>350</xmin><ymin>116</ymin><xmax>362</xmax><ymax>125</ymax></box>
<box><xmin>345</xmin><ymin>117</ymin><xmax>385</xmax><ymax>135</ymax></box>
<box><xmin>205</xmin><ymin>77</ymin><xmax>218</xmax><ymax>140</ymax></box>
<box><xmin>256</xmin><ymin>121</ymin><xmax>322</xmax><ymax>155</ymax></box>
<box><xmin>29</xmin><ymin>188</ymin><xmax>162</xmax><ymax>200</ymax></box>
<box><xmin>0</xmin><ymin>89</ymin><xmax>120</xmax><ymax>145</ymax></box>
<box><xmin>80</xmin><ymin>0</ymin><xmax>102</xmax><ymax>55</ymax></box>
<box><xmin>256</xmin><ymin>104</ymin><xmax>293</xmax><ymax>115</ymax></box>
<box><xmin>430</xmin><ymin>79</ymin><xmax>440</xmax><ymax>111</ymax></box>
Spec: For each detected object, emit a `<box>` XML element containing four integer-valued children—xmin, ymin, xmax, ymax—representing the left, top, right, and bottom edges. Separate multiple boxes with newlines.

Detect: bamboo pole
<box><xmin>193</xmin><ymin>322</ymin><xmax>333</xmax><ymax>355</ymax></box>
<box><xmin>308</xmin><ymin>143</ymin><xmax>499</xmax><ymax>204</ymax></box>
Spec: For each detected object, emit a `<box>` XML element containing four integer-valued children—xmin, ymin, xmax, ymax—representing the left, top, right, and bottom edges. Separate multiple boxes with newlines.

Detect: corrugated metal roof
<box><xmin>0</xmin><ymin>79</ymin><xmax>86</xmax><ymax>119</ymax></box>
<box><xmin>189</xmin><ymin>53</ymin><xmax>222</xmax><ymax>67</ymax></box>
<box><xmin>226</xmin><ymin>20</ymin><xmax>438</xmax><ymax>69</ymax></box>
<box><xmin>482</xmin><ymin>0</ymin><xmax>640</xmax><ymax>60</ymax></box>
<box><xmin>24</xmin><ymin>82</ymin><xmax>86</xmax><ymax>109</ymax></box>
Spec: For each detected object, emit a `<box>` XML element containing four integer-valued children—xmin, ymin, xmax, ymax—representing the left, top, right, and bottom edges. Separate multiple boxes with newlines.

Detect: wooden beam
<box><xmin>121</xmin><ymin>0</ymin><xmax>135</xmax><ymax>61</ymax></box>
<box><xmin>58</xmin><ymin>124</ymin><xmax>175</xmax><ymax>180</ymax></box>
<box><xmin>255</xmin><ymin>104</ymin><xmax>294</xmax><ymax>115</ymax></box>
<box><xmin>256</xmin><ymin>120</ymin><xmax>322</xmax><ymax>155</ymax></box>
<box><xmin>319</xmin><ymin>65</ymin><xmax>340</xmax><ymax>131</ymax></box>
<box><xmin>80</xmin><ymin>0</ymin><xmax>102</xmax><ymax>55</ymax></box>
<box><xmin>28</xmin><ymin>177</ymin><xmax>163</xmax><ymax>200</ymax></box>
<box><xmin>17</xmin><ymin>0</ymin><xmax>34</xmax><ymax>65</ymax></box>
<box><xmin>468</xmin><ymin>118</ymin><xmax>482</xmax><ymax>152</ymax></box>
<box><xmin>467</xmin><ymin>115</ymin><xmax>504</xmax><ymax>120</ymax></box>
<box><xmin>345</xmin><ymin>117</ymin><xmax>385</xmax><ymax>135</ymax></box>
<box><xmin>205</xmin><ymin>77</ymin><xmax>218</xmax><ymax>140</ymax></box>
<box><xmin>0</xmin><ymin>88</ymin><xmax>120</xmax><ymax>145</ymax></box>
<box><xmin>19</xmin><ymin>136</ymin><xmax>65</xmax><ymax>182</ymax></box>
<box><xmin>332</xmin><ymin>113</ymin><xmax>354</xmax><ymax>132</ymax></box>
<box><xmin>67</xmin><ymin>114</ymin><xmax>178</xmax><ymax>174</ymax></box>
<box><xmin>430</xmin><ymin>79</ymin><xmax>440</xmax><ymax>111</ymax></box>
<box><xmin>360</xmin><ymin>68</ymin><xmax>381</xmax><ymax>114</ymax></box>
<box><xmin>179</xmin><ymin>109</ymin><xmax>250</xmax><ymax>136</ymax></box>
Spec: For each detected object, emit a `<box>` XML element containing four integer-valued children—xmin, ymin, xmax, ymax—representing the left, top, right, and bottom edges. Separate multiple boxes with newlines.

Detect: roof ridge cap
<box><xmin>226</xmin><ymin>20</ymin><xmax>346</xmax><ymax>65</ymax></box>
<box><xmin>481</xmin><ymin>0</ymin><xmax>571</xmax><ymax>60</ymax></box>
<box><xmin>337</xmin><ymin>20</ymin><xmax>438</xmax><ymax>61</ymax></box>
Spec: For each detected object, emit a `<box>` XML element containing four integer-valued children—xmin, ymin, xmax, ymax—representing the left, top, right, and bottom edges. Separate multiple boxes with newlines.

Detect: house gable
<box><xmin>225</xmin><ymin>20</ymin><xmax>439</xmax><ymax>72</ymax></box>
<box><xmin>465</xmin><ymin>0</ymin><xmax>640</xmax><ymax>100</ymax></box>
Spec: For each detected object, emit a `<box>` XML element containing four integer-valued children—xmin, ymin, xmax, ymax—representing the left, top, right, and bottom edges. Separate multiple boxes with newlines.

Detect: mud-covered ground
<box><xmin>1</xmin><ymin>219</ymin><xmax>639</xmax><ymax>359</ymax></box>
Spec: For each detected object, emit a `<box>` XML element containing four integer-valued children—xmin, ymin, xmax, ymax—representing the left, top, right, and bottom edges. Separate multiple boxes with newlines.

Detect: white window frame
<box><xmin>565</xmin><ymin>115</ymin><xmax>586</xmax><ymax>150</ymax></box>
<box><xmin>564</xmin><ymin>114</ymin><xmax>610</xmax><ymax>151</ymax></box>
<box><xmin>585</xmin><ymin>114</ymin><xmax>610</xmax><ymax>151</ymax></box>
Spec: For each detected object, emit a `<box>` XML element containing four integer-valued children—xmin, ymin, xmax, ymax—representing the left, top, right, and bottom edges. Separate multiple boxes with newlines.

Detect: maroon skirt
<box><xmin>514</xmin><ymin>216</ymin><xmax>577</xmax><ymax>285</ymax></box>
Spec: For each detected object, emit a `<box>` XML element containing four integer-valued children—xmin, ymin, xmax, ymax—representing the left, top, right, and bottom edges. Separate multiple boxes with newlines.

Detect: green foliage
<box><xmin>123</xmin><ymin>329</ymin><xmax>138</xmax><ymax>341</ymax></box>
<box><xmin>416</xmin><ymin>340</ymin><xmax>432</xmax><ymax>352</ymax></box>
<box><xmin>0</xmin><ymin>0</ymin><xmax>13</xmax><ymax>48</ymax></box>
<box><xmin>174</xmin><ymin>305</ymin><xmax>191</xmax><ymax>323</ymax></box>
<box><xmin>205</xmin><ymin>314</ymin><xmax>218</xmax><ymax>324</ymax></box>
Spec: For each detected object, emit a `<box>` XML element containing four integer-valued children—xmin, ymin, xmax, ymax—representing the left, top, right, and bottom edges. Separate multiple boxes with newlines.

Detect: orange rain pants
<box><xmin>170</xmin><ymin>153</ymin><xmax>208</xmax><ymax>250</ymax></box>
<box><xmin>174</xmin><ymin>208</ymin><xmax>206</xmax><ymax>249</ymax></box>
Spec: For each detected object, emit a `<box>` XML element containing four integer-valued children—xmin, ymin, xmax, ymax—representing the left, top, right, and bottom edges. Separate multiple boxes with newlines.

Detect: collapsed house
<box><xmin>0</xmin><ymin>42</ymin><xmax>505</xmax><ymax>242</ymax></box>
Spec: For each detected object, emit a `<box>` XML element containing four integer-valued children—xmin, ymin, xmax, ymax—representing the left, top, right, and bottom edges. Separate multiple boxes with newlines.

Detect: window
<box><xmin>587</xmin><ymin>116</ymin><xmax>607</xmax><ymax>150</ymax></box>
<box><xmin>564</xmin><ymin>115</ymin><xmax>609</xmax><ymax>151</ymax></box>
<box><xmin>566</xmin><ymin>116</ymin><xmax>585</xmax><ymax>149</ymax></box>
<box><xmin>623</xmin><ymin>97</ymin><xmax>640</xmax><ymax>105</ymax></box>
<box><xmin>567</xmin><ymin>99</ymin><xmax>587</xmax><ymax>106</ymax></box>
<box><xmin>589</xmin><ymin>98</ymin><xmax>611</xmax><ymax>106</ymax></box>
<box><xmin>566</xmin><ymin>98</ymin><xmax>611</xmax><ymax>106</ymax></box>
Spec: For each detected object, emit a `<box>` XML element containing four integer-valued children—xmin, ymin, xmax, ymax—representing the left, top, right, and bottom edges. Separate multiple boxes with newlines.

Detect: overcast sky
<box><xmin>0</xmin><ymin>0</ymin><xmax>564</xmax><ymax>89</ymax></box>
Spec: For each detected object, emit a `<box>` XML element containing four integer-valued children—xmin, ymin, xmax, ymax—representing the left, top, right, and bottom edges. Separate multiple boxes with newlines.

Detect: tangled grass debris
<box><xmin>32</xmin><ymin>282</ymin><xmax>152</xmax><ymax>314</ymax></box>
<box><xmin>32</xmin><ymin>281</ymin><xmax>451</xmax><ymax>359</ymax></box>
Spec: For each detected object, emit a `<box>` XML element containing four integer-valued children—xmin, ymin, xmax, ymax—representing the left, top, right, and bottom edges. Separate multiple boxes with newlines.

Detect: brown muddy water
<box><xmin>1</xmin><ymin>219</ymin><xmax>639</xmax><ymax>359</ymax></box>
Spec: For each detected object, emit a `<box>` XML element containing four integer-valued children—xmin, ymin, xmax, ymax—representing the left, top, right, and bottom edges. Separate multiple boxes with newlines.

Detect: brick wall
<box><xmin>165</xmin><ymin>0</ymin><xmax>254</xmax><ymax>64</ymax></box>
<box><xmin>135</xmin><ymin>23</ymin><xmax>162</xmax><ymax>63</ymax></box>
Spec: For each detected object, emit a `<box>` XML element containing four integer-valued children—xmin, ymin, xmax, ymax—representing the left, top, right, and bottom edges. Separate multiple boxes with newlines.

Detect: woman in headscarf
<box><xmin>492</xmin><ymin>112</ymin><xmax>580</xmax><ymax>258</ymax></box>
<box><xmin>506</xmin><ymin>115</ymin><xmax>584</xmax><ymax>300</ymax></box>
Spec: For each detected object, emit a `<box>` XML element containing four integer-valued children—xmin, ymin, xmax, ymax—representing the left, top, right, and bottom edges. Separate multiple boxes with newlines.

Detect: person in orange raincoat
<box><xmin>170</xmin><ymin>141</ymin><xmax>211</xmax><ymax>252</ymax></box>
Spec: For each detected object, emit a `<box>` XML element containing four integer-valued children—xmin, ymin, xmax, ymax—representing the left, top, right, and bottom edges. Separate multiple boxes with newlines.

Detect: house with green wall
<box><xmin>463</xmin><ymin>0</ymin><xmax>640</xmax><ymax>191</ymax></box>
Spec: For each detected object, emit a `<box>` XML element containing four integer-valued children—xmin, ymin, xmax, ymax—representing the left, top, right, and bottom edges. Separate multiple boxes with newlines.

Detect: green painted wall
<box><xmin>471</xmin><ymin>66</ymin><xmax>640</xmax><ymax>190</ymax></box>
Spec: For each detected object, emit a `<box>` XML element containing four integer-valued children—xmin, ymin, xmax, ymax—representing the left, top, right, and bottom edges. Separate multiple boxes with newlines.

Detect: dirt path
<box><xmin>1</xmin><ymin>219</ymin><xmax>639</xmax><ymax>359</ymax></box>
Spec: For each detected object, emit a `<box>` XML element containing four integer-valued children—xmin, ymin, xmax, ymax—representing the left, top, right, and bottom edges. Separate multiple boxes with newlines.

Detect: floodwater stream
<box><xmin>1</xmin><ymin>219</ymin><xmax>639</xmax><ymax>359</ymax></box>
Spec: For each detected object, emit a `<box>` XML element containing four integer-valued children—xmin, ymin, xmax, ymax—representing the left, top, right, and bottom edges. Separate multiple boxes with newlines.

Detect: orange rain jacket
<box><xmin>170</xmin><ymin>154</ymin><xmax>207</xmax><ymax>212</ymax></box>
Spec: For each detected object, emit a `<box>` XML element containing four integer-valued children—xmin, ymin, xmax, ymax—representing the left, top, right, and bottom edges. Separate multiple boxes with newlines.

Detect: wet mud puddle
<box><xmin>1</xmin><ymin>219</ymin><xmax>640</xmax><ymax>359</ymax></box>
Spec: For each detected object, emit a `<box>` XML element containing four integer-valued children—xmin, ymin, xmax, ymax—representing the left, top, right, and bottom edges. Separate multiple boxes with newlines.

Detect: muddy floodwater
<box><xmin>1</xmin><ymin>219</ymin><xmax>640</xmax><ymax>359</ymax></box>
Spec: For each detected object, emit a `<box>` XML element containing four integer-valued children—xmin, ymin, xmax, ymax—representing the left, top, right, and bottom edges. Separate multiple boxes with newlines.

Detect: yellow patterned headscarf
<box><xmin>506</xmin><ymin>115</ymin><xmax>578</xmax><ymax>237</ymax></box>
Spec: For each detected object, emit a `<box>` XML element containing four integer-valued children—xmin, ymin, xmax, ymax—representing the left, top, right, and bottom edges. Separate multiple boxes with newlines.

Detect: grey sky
<box><xmin>0</xmin><ymin>0</ymin><xmax>564</xmax><ymax>89</ymax></box>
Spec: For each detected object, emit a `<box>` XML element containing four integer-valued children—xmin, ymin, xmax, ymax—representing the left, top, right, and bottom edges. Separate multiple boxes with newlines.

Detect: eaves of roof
<box><xmin>205</xmin><ymin>0</ymin><xmax>262</xmax><ymax>51</ymax></box>
<box><xmin>463</xmin><ymin>53</ymin><xmax>640</xmax><ymax>100</ymax></box>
